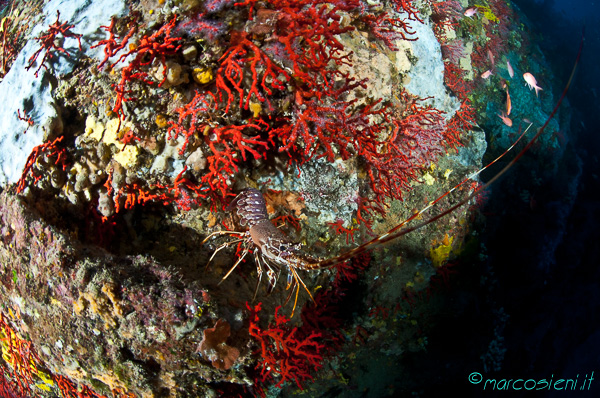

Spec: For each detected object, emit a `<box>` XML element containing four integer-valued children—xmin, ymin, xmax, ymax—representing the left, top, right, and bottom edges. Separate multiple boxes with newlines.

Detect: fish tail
<box><xmin>535</xmin><ymin>86</ymin><xmax>543</xmax><ymax>97</ymax></box>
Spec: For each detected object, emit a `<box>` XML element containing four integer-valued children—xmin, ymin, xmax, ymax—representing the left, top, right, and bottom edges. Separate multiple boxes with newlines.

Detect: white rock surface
<box><xmin>0</xmin><ymin>0</ymin><xmax>126</xmax><ymax>186</ymax></box>
<box><xmin>404</xmin><ymin>13</ymin><xmax>486</xmax><ymax>169</ymax></box>
<box><xmin>404</xmin><ymin>15</ymin><xmax>461</xmax><ymax>115</ymax></box>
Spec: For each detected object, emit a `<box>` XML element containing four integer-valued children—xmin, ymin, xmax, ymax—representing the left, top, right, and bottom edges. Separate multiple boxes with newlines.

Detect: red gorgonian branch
<box><xmin>26</xmin><ymin>11</ymin><xmax>82</xmax><ymax>77</ymax></box>
<box><xmin>247</xmin><ymin>302</ymin><xmax>324</xmax><ymax>389</ymax></box>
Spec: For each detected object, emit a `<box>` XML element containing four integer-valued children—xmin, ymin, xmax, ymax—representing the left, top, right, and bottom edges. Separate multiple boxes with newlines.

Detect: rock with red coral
<box><xmin>197</xmin><ymin>319</ymin><xmax>241</xmax><ymax>370</ymax></box>
<box><xmin>248</xmin><ymin>303</ymin><xmax>325</xmax><ymax>389</ymax></box>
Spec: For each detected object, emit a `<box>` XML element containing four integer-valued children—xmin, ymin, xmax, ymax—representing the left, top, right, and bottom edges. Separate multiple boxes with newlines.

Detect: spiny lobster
<box><xmin>203</xmin><ymin>35</ymin><xmax>583</xmax><ymax>316</ymax></box>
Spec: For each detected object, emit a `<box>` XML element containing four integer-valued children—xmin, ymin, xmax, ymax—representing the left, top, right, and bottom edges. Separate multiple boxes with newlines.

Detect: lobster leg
<box><xmin>264</xmin><ymin>261</ymin><xmax>281</xmax><ymax>295</ymax></box>
<box><xmin>201</xmin><ymin>230</ymin><xmax>245</xmax><ymax>244</ymax></box>
<box><xmin>252</xmin><ymin>251</ymin><xmax>264</xmax><ymax>301</ymax></box>
<box><xmin>205</xmin><ymin>237</ymin><xmax>245</xmax><ymax>270</ymax></box>
<box><xmin>218</xmin><ymin>247</ymin><xmax>250</xmax><ymax>284</ymax></box>
<box><xmin>283</xmin><ymin>280</ymin><xmax>296</xmax><ymax>307</ymax></box>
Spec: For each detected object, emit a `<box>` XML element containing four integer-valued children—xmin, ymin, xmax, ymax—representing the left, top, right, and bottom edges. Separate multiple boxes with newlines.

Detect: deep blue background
<box><xmin>475</xmin><ymin>0</ymin><xmax>600</xmax><ymax>396</ymax></box>
<box><xmin>400</xmin><ymin>1</ymin><xmax>600</xmax><ymax>396</ymax></box>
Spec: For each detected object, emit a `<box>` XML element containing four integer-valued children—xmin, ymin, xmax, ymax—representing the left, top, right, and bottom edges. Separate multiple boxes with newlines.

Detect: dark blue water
<box><xmin>400</xmin><ymin>1</ymin><xmax>600</xmax><ymax>397</ymax></box>
<box><xmin>472</xmin><ymin>0</ymin><xmax>600</xmax><ymax>396</ymax></box>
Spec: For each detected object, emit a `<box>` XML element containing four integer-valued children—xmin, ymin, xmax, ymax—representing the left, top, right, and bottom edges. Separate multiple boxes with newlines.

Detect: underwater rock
<box><xmin>0</xmin><ymin>0</ymin><xmax>570</xmax><ymax>396</ymax></box>
<box><xmin>0</xmin><ymin>191</ymin><xmax>252</xmax><ymax>396</ymax></box>
<box><xmin>0</xmin><ymin>0</ymin><xmax>127</xmax><ymax>186</ymax></box>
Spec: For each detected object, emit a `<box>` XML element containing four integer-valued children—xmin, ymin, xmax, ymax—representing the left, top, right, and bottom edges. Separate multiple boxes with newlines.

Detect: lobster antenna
<box><xmin>314</xmin><ymin>123</ymin><xmax>531</xmax><ymax>268</ymax></box>
<box><xmin>316</xmin><ymin>29</ymin><xmax>585</xmax><ymax>269</ymax></box>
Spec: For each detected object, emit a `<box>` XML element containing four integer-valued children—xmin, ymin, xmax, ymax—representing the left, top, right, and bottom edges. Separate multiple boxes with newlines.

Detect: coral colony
<box><xmin>0</xmin><ymin>0</ymin><xmax>571</xmax><ymax>396</ymax></box>
<box><xmin>17</xmin><ymin>0</ymin><xmax>464</xmax><ymax>218</ymax></box>
<box><xmin>25</xmin><ymin>10</ymin><xmax>83</xmax><ymax>77</ymax></box>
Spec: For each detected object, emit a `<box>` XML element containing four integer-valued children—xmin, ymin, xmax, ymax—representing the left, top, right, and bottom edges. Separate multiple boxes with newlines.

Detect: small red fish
<box><xmin>498</xmin><ymin>112</ymin><xmax>512</xmax><ymax>127</ymax></box>
<box><xmin>506</xmin><ymin>87</ymin><xmax>512</xmax><ymax>116</ymax></box>
<box><xmin>481</xmin><ymin>70</ymin><xmax>493</xmax><ymax>79</ymax></box>
<box><xmin>464</xmin><ymin>7</ymin><xmax>478</xmax><ymax>17</ymax></box>
<box><xmin>523</xmin><ymin>72</ymin><xmax>543</xmax><ymax>97</ymax></box>
<box><xmin>529</xmin><ymin>194</ymin><xmax>537</xmax><ymax>210</ymax></box>
<box><xmin>507</xmin><ymin>60</ymin><xmax>514</xmax><ymax>78</ymax></box>
<box><xmin>487</xmin><ymin>49</ymin><xmax>495</xmax><ymax>66</ymax></box>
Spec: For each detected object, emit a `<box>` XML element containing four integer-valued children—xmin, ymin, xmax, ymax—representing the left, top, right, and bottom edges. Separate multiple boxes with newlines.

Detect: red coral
<box><xmin>26</xmin><ymin>11</ymin><xmax>82</xmax><ymax>77</ymax></box>
<box><xmin>278</xmin><ymin>96</ymin><xmax>368</xmax><ymax>161</ymax></box>
<box><xmin>358</xmin><ymin>91</ymin><xmax>449</xmax><ymax>211</ymax></box>
<box><xmin>332</xmin><ymin>252</ymin><xmax>372</xmax><ymax>288</ymax></box>
<box><xmin>441</xmin><ymin>39</ymin><xmax>465</xmax><ymax>65</ymax></box>
<box><xmin>361</xmin><ymin>10</ymin><xmax>418</xmax><ymax>50</ymax></box>
<box><xmin>328</xmin><ymin>219</ymin><xmax>359</xmax><ymax>244</ymax></box>
<box><xmin>53</xmin><ymin>374</ymin><xmax>108</xmax><ymax>398</ymax></box>
<box><xmin>236</xmin><ymin>0</ymin><xmax>365</xmax><ymax>102</ymax></box>
<box><xmin>118</xmin><ymin>128</ymin><xmax>141</xmax><ymax>149</ymax></box>
<box><xmin>16</xmin><ymin>109</ymin><xmax>33</xmax><ymax>127</ymax></box>
<box><xmin>443</xmin><ymin>61</ymin><xmax>473</xmax><ymax>99</ymax></box>
<box><xmin>247</xmin><ymin>303</ymin><xmax>324</xmax><ymax>389</ymax></box>
<box><xmin>108</xmin><ymin>166</ymin><xmax>209</xmax><ymax>213</ymax></box>
<box><xmin>0</xmin><ymin>312</ymin><xmax>39</xmax><ymax>397</ymax></box>
<box><xmin>113</xmin><ymin>183</ymin><xmax>161</xmax><ymax>213</ymax></box>
<box><xmin>108</xmin><ymin>16</ymin><xmax>181</xmax><ymax>79</ymax></box>
<box><xmin>445</xmin><ymin>98</ymin><xmax>476</xmax><ymax>146</ymax></box>
<box><xmin>389</xmin><ymin>0</ymin><xmax>423</xmax><ymax>23</ymax></box>
<box><xmin>91</xmin><ymin>16</ymin><xmax>137</xmax><ymax>70</ymax></box>
<box><xmin>197</xmin><ymin>319</ymin><xmax>241</xmax><ymax>370</ymax></box>
<box><xmin>16</xmin><ymin>109</ymin><xmax>34</xmax><ymax>134</ymax></box>
<box><xmin>271</xmin><ymin>214</ymin><xmax>302</xmax><ymax>232</ymax></box>
<box><xmin>16</xmin><ymin>136</ymin><xmax>68</xmax><ymax>193</ymax></box>
<box><xmin>168</xmin><ymin>90</ymin><xmax>274</xmax><ymax>198</ymax></box>
<box><xmin>98</xmin><ymin>16</ymin><xmax>182</xmax><ymax>120</ymax></box>
<box><xmin>442</xmin><ymin>61</ymin><xmax>477</xmax><ymax>146</ymax></box>
<box><xmin>216</xmin><ymin>30</ymin><xmax>289</xmax><ymax>113</ymax></box>
<box><xmin>158</xmin><ymin>167</ymin><xmax>210</xmax><ymax>211</ymax></box>
<box><xmin>430</xmin><ymin>0</ymin><xmax>463</xmax><ymax>36</ymax></box>
<box><xmin>167</xmin><ymin>91</ymin><xmax>216</xmax><ymax>155</ymax></box>
<box><xmin>204</xmin><ymin>122</ymin><xmax>273</xmax><ymax>198</ymax></box>
<box><xmin>272</xmin><ymin>0</ymin><xmax>361</xmax><ymax>101</ymax></box>
<box><xmin>101</xmin><ymin>0</ymin><xmax>466</xmax><ymax>223</ymax></box>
